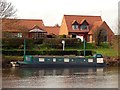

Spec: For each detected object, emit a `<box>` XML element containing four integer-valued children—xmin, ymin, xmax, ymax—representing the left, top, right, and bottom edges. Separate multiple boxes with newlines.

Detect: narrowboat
<box><xmin>11</xmin><ymin>39</ymin><xmax>106</xmax><ymax>67</ymax></box>
<box><xmin>15</xmin><ymin>54</ymin><xmax>106</xmax><ymax>67</ymax></box>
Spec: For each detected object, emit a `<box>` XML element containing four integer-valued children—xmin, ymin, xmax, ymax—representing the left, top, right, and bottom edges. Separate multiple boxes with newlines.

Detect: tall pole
<box><xmin>24</xmin><ymin>38</ymin><xmax>26</xmax><ymax>57</ymax></box>
<box><xmin>84</xmin><ymin>38</ymin><xmax>86</xmax><ymax>57</ymax></box>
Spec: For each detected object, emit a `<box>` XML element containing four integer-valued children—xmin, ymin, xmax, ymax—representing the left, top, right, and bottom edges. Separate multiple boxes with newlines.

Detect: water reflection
<box><xmin>2</xmin><ymin>67</ymin><xmax>102</xmax><ymax>77</ymax></box>
<box><xmin>2</xmin><ymin>67</ymin><xmax>118</xmax><ymax>88</ymax></box>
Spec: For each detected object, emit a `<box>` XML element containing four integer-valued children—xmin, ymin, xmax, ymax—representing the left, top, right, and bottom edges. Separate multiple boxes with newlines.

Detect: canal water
<box><xmin>2</xmin><ymin>67</ymin><xmax>118</xmax><ymax>88</ymax></box>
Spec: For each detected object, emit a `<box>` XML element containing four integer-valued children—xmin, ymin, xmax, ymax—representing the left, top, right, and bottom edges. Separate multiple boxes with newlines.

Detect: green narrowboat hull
<box><xmin>17</xmin><ymin>54</ymin><xmax>106</xmax><ymax>68</ymax></box>
<box><xmin>18</xmin><ymin>62</ymin><xmax>106</xmax><ymax>68</ymax></box>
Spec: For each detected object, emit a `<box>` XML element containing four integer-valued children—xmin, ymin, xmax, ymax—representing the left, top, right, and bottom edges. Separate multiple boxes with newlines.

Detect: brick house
<box><xmin>45</xmin><ymin>26</ymin><xmax>60</xmax><ymax>35</ymax></box>
<box><xmin>59</xmin><ymin>15</ymin><xmax>114</xmax><ymax>42</ymax></box>
<box><xmin>2</xmin><ymin>19</ymin><xmax>60</xmax><ymax>39</ymax></box>
<box><xmin>2</xmin><ymin>19</ymin><xmax>47</xmax><ymax>39</ymax></box>
<box><xmin>2</xmin><ymin>15</ymin><xmax>114</xmax><ymax>42</ymax></box>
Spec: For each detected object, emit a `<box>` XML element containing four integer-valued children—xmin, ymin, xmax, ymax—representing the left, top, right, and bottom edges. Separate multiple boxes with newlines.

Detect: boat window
<box><xmin>26</xmin><ymin>56</ymin><xmax>31</xmax><ymax>61</ymax></box>
<box><xmin>88</xmin><ymin>59</ymin><xmax>93</xmax><ymax>62</ymax></box>
<box><xmin>64</xmin><ymin>58</ymin><xmax>69</xmax><ymax>62</ymax></box>
<box><xmin>93</xmin><ymin>54</ymin><xmax>103</xmax><ymax>58</ymax></box>
<box><xmin>96</xmin><ymin>54</ymin><xmax>103</xmax><ymax>58</ymax></box>
<box><xmin>39</xmin><ymin>58</ymin><xmax>44</xmax><ymax>62</ymax></box>
<box><xmin>53</xmin><ymin>58</ymin><xmax>56</xmax><ymax>62</ymax></box>
<box><xmin>97</xmin><ymin>58</ymin><xmax>103</xmax><ymax>63</ymax></box>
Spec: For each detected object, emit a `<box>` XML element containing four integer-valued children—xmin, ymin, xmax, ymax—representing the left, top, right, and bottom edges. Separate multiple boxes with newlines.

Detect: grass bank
<box><xmin>93</xmin><ymin>48</ymin><xmax>118</xmax><ymax>57</ymax></box>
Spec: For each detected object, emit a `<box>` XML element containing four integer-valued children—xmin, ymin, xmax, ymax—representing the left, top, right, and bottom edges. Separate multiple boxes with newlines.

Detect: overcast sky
<box><xmin>8</xmin><ymin>0</ymin><xmax>119</xmax><ymax>34</ymax></box>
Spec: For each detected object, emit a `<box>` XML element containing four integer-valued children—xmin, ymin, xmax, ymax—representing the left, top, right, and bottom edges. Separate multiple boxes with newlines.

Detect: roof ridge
<box><xmin>94</xmin><ymin>21</ymin><xmax>104</xmax><ymax>24</ymax></box>
<box><xmin>3</xmin><ymin>18</ymin><xmax>43</xmax><ymax>21</ymax></box>
<box><xmin>45</xmin><ymin>26</ymin><xmax>54</xmax><ymax>27</ymax></box>
<box><xmin>19</xmin><ymin>19</ymin><xmax>43</xmax><ymax>21</ymax></box>
<box><xmin>45</xmin><ymin>26</ymin><xmax>60</xmax><ymax>28</ymax></box>
<box><xmin>64</xmin><ymin>14</ymin><xmax>101</xmax><ymax>17</ymax></box>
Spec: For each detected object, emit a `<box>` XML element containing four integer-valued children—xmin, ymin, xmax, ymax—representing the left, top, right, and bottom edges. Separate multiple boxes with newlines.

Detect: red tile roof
<box><xmin>3</xmin><ymin>29</ymin><xmax>22</xmax><ymax>33</ymax></box>
<box><xmin>88</xmin><ymin>21</ymin><xmax>104</xmax><ymax>34</ymax></box>
<box><xmin>29</xmin><ymin>25</ymin><xmax>47</xmax><ymax>33</ymax></box>
<box><xmin>2</xmin><ymin>19</ymin><xmax>45</xmax><ymax>32</ymax></box>
<box><xmin>45</xmin><ymin>26</ymin><xmax>60</xmax><ymax>35</ymax></box>
<box><xmin>80</xmin><ymin>19</ymin><xmax>86</xmax><ymax>24</ymax></box>
<box><xmin>72</xmin><ymin>20</ymin><xmax>78</xmax><ymax>24</ymax></box>
<box><xmin>64</xmin><ymin>15</ymin><xmax>102</xmax><ymax>32</ymax></box>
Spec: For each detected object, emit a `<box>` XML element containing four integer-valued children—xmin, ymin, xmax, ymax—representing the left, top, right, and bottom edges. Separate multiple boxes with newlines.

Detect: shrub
<box><xmin>47</xmin><ymin>34</ymin><xmax>57</xmax><ymax>38</ymax></box>
<box><xmin>2</xmin><ymin>38</ymin><xmax>24</xmax><ymax>49</ymax></box>
<box><xmin>59</xmin><ymin>34</ymin><xmax>66</xmax><ymax>38</ymax></box>
<box><xmin>2</xmin><ymin>38</ymin><xmax>40</xmax><ymax>49</ymax></box>
<box><xmin>43</xmin><ymin>38</ymin><xmax>81</xmax><ymax>49</ymax></box>
<box><xmin>43</xmin><ymin>38</ymin><xmax>62</xmax><ymax>49</ymax></box>
<box><xmin>72</xmin><ymin>34</ymin><xmax>76</xmax><ymax>38</ymax></box>
<box><xmin>33</xmin><ymin>38</ymin><xmax>44</xmax><ymax>44</ymax></box>
<box><xmin>79</xmin><ymin>50</ymin><xmax>96</xmax><ymax>56</ymax></box>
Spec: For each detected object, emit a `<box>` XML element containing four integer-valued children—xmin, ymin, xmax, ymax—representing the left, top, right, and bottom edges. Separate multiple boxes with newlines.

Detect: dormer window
<box><xmin>80</xmin><ymin>19</ymin><xmax>89</xmax><ymax>30</ymax></box>
<box><xmin>80</xmin><ymin>25</ymin><xmax>88</xmax><ymax>30</ymax></box>
<box><xmin>72</xmin><ymin>20</ymin><xmax>79</xmax><ymax>30</ymax></box>
<box><xmin>72</xmin><ymin>25</ymin><xmax>78</xmax><ymax>30</ymax></box>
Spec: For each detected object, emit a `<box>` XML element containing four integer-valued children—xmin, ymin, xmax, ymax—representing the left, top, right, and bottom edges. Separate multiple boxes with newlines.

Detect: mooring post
<box><xmin>62</xmin><ymin>40</ymin><xmax>65</xmax><ymax>51</ymax></box>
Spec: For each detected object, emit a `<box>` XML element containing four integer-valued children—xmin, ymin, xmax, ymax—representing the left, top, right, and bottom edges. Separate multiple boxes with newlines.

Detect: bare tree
<box><xmin>54</xmin><ymin>24</ymin><xmax>59</xmax><ymax>27</ymax></box>
<box><xmin>0</xmin><ymin>0</ymin><xmax>17</xmax><ymax>19</ymax></box>
<box><xmin>0</xmin><ymin>0</ymin><xmax>20</xmax><ymax>38</ymax></box>
<box><xmin>93</xmin><ymin>27</ymin><xmax>107</xmax><ymax>46</ymax></box>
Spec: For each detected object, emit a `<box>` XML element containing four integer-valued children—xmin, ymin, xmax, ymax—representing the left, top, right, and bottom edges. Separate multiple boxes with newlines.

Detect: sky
<box><xmin>8</xmin><ymin>0</ymin><xmax>119</xmax><ymax>34</ymax></box>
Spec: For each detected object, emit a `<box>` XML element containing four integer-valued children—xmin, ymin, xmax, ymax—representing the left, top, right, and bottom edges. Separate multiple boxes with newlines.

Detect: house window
<box><xmin>103</xmin><ymin>36</ymin><xmax>107</xmax><ymax>42</ymax></box>
<box><xmin>102</xmin><ymin>30</ymin><xmax>107</xmax><ymax>42</ymax></box>
<box><xmin>71</xmin><ymin>33</ymin><xmax>77</xmax><ymax>38</ymax></box>
<box><xmin>17</xmin><ymin>33</ymin><xmax>22</xmax><ymax>38</ymax></box>
<box><xmin>80</xmin><ymin>25</ymin><xmax>88</xmax><ymax>30</ymax></box>
<box><xmin>72</xmin><ymin>25</ymin><xmax>78</xmax><ymax>30</ymax></box>
<box><xmin>97</xmin><ymin>29</ymin><xmax>108</xmax><ymax>42</ymax></box>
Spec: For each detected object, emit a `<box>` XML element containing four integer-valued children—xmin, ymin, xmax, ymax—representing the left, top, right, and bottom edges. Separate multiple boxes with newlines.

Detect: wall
<box><xmin>59</xmin><ymin>17</ymin><xmax>69</xmax><ymax>35</ymax></box>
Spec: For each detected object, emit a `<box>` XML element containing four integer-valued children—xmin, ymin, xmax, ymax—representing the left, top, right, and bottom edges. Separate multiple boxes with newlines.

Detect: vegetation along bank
<box><xmin>2</xmin><ymin>37</ymin><xmax>120</xmax><ymax>67</ymax></box>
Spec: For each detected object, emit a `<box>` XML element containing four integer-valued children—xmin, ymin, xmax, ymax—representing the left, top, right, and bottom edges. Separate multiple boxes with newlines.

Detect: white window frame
<box><xmin>72</xmin><ymin>25</ymin><xmax>79</xmax><ymax>30</ymax></box>
<box><xmin>88</xmin><ymin>59</ymin><xmax>93</xmax><ymax>62</ymax></box>
<box><xmin>39</xmin><ymin>58</ymin><xmax>44</xmax><ymax>62</ymax></box>
<box><xmin>53</xmin><ymin>58</ymin><xmax>56</xmax><ymax>62</ymax></box>
<box><xmin>17</xmin><ymin>33</ymin><xmax>22</xmax><ymax>38</ymax></box>
<box><xmin>80</xmin><ymin>25</ymin><xmax>88</xmax><ymax>30</ymax></box>
<box><xmin>64</xmin><ymin>58</ymin><xmax>69</xmax><ymax>62</ymax></box>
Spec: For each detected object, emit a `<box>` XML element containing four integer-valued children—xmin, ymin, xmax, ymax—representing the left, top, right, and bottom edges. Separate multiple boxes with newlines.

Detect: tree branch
<box><xmin>0</xmin><ymin>0</ymin><xmax>17</xmax><ymax>19</ymax></box>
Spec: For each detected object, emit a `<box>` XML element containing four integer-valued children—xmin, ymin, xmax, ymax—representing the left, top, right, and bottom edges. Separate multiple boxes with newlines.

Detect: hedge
<box><xmin>2</xmin><ymin>50</ymin><xmax>96</xmax><ymax>56</ymax></box>
<box><xmin>43</xmin><ymin>38</ymin><xmax>81</xmax><ymax>48</ymax></box>
<box><xmin>2</xmin><ymin>38</ymin><xmax>24</xmax><ymax>49</ymax></box>
<box><xmin>2</xmin><ymin>38</ymin><xmax>44</xmax><ymax>49</ymax></box>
